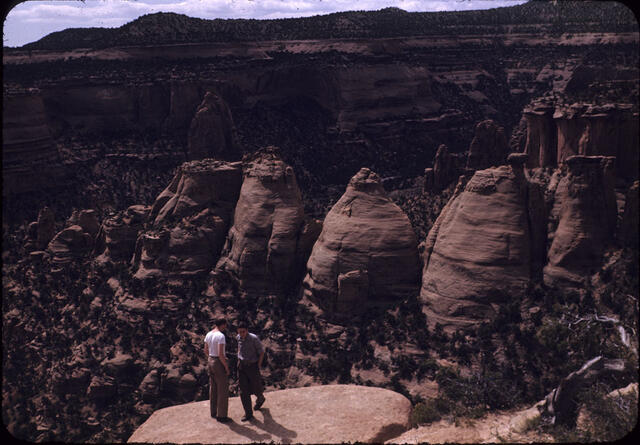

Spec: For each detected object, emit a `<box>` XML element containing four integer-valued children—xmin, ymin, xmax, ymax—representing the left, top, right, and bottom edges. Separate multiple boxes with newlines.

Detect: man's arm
<box><xmin>258</xmin><ymin>350</ymin><xmax>264</xmax><ymax>368</ymax></box>
<box><xmin>254</xmin><ymin>335</ymin><xmax>265</xmax><ymax>368</ymax></box>
<box><xmin>204</xmin><ymin>342</ymin><xmax>209</xmax><ymax>358</ymax></box>
<box><xmin>218</xmin><ymin>343</ymin><xmax>229</xmax><ymax>375</ymax></box>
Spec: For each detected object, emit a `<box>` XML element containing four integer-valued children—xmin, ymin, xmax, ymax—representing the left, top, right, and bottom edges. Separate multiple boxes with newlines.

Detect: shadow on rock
<box><xmin>252</xmin><ymin>408</ymin><xmax>298</xmax><ymax>443</ymax></box>
<box><xmin>224</xmin><ymin>419</ymin><xmax>272</xmax><ymax>442</ymax></box>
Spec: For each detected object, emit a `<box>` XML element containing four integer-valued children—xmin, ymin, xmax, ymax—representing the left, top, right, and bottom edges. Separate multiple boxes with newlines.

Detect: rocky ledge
<box><xmin>128</xmin><ymin>384</ymin><xmax>411</xmax><ymax>444</ymax></box>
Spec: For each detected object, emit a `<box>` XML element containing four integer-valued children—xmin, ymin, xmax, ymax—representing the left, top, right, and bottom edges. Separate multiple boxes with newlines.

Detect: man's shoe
<box><xmin>241</xmin><ymin>414</ymin><xmax>253</xmax><ymax>421</ymax></box>
<box><xmin>216</xmin><ymin>416</ymin><xmax>232</xmax><ymax>423</ymax></box>
<box><xmin>254</xmin><ymin>395</ymin><xmax>265</xmax><ymax>410</ymax></box>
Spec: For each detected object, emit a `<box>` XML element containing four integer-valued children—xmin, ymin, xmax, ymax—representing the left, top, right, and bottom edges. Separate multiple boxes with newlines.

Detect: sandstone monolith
<box><xmin>303</xmin><ymin>167</ymin><xmax>420</xmax><ymax>315</ymax></box>
<box><xmin>214</xmin><ymin>147</ymin><xmax>312</xmax><ymax>294</ymax></box>
<box><xmin>421</xmin><ymin>164</ymin><xmax>532</xmax><ymax>331</ymax></box>
<box><xmin>133</xmin><ymin>159</ymin><xmax>242</xmax><ymax>280</ymax></box>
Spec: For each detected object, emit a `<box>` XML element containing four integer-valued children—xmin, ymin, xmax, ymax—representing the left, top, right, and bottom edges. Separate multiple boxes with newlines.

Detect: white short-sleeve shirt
<box><xmin>204</xmin><ymin>330</ymin><xmax>226</xmax><ymax>357</ymax></box>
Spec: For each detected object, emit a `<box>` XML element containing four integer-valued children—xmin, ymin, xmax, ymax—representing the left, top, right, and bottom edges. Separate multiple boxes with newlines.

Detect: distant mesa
<box><xmin>303</xmin><ymin>167</ymin><xmax>420</xmax><ymax>316</ymax></box>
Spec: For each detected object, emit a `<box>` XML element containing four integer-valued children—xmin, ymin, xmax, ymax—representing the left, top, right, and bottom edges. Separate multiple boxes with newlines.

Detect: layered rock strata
<box><xmin>47</xmin><ymin>226</ymin><xmax>95</xmax><ymax>268</ymax></box>
<box><xmin>421</xmin><ymin>162</ymin><xmax>533</xmax><ymax>330</ymax></box>
<box><xmin>187</xmin><ymin>91</ymin><xmax>241</xmax><ymax>162</ymax></box>
<box><xmin>544</xmin><ymin>155</ymin><xmax>618</xmax><ymax>286</ymax></box>
<box><xmin>133</xmin><ymin>159</ymin><xmax>242</xmax><ymax>280</ymax></box>
<box><xmin>303</xmin><ymin>168</ymin><xmax>420</xmax><ymax>315</ymax></box>
<box><xmin>214</xmin><ymin>147</ymin><xmax>315</xmax><ymax>294</ymax></box>
<box><xmin>2</xmin><ymin>91</ymin><xmax>67</xmax><ymax>195</ymax></box>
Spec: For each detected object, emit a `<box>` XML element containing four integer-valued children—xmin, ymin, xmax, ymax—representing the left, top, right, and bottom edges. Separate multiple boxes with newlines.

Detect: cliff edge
<box><xmin>128</xmin><ymin>384</ymin><xmax>411</xmax><ymax>444</ymax></box>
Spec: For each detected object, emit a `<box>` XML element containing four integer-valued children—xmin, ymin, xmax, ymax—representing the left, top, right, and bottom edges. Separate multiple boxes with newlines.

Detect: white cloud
<box><xmin>3</xmin><ymin>0</ymin><xmax>527</xmax><ymax>47</ymax></box>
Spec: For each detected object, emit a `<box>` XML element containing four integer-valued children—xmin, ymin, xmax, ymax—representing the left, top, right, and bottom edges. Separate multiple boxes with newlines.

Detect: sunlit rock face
<box><xmin>543</xmin><ymin>155</ymin><xmax>618</xmax><ymax>287</ymax></box>
<box><xmin>420</xmin><ymin>163</ymin><xmax>533</xmax><ymax>331</ymax></box>
<box><xmin>214</xmin><ymin>146</ymin><xmax>314</xmax><ymax>295</ymax></box>
<box><xmin>132</xmin><ymin>159</ymin><xmax>242</xmax><ymax>280</ymax></box>
<box><xmin>303</xmin><ymin>167</ymin><xmax>420</xmax><ymax>315</ymax></box>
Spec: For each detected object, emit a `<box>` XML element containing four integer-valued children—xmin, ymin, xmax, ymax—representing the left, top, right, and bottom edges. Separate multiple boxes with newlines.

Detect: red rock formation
<box><xmin>424</xmin><ymin>144</ymin><xmax>464</xmax><ymax>192</ymax></box>
<box><xmin>524</xmin><ymin>98</ymin><xmax>638</xmax><ymax>181</ymax></box>
<box><xmin>24</xmin><ymin>206</ymin><xmax>56</xmax><ymax>251</ymax></box>
<box><xmin>421</xmin><ymin>163</ymin><xmax>532</xmax><ymax>331</ymax></box>
<box><xmin>47</xmin><ymin>225</ymin><xmax>95</xmax><ymax>268</ymax></box>
<box><xmin>133</xmin><ymin>159</ymin><xmax>242</xmax><ymax>280</ymax></box>
<box><xmin>544</xmin><ymin>156</ymin><xmax>618</xmax><ymax>286</ymax></box>
<box><xmin>94</xmin><ymin>205</ymin><xmax>150</xmax><ymax>264</ymax></box>
<box><xmin>187</xmin><ymin>91</ymin><xmax>240</xmax><ymax>161</ymax></box>
<box><xmin>466</xmin><ymin>119</ymin><xmax>510</xmax><ymax>170</ymax></box>
<box><xmin>214</xmin><ymin>147</ymin><xmax>313</xmax><ymax>294</ymax></box>
<box><xmin>523</xmin><ymin>100</ymin><xmax>557</xmax><ymax>169</ymax></box>
<box><xmin>303</xmin><ymin>167</ymin><xmax>420</xmax><ymax>315</ymax></box>
<box><xmin>555</xmin><ymin>103</ymin><xmax>638</xmax><ymax>180</ymax></box>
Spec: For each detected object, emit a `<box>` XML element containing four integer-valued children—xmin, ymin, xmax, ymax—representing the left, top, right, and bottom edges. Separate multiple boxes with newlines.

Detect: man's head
<box><xmin>237</xmin><ymin>320</ymin><xmax>249</xmax><ymax>339</ymax></box>
<box><xmin>215</xmin><ymin>317</ymin><xmax>228</xmax><ymax>331</ymax></box>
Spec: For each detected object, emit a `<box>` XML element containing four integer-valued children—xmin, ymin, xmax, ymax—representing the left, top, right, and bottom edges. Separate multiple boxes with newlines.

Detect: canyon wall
<box><xmin>2</xmin><ymin>91</ymin><xmax>67</xmax><ymax>196</ymax></box>
<box><xmin>524</xmin><ymin>99</ymin><xmax>639</xmax><ymax>181</ymax></box>
<box><xmin>4</xmin><ymin>26</ymin><xmax>637</xmax><ymax>193</ymax></box>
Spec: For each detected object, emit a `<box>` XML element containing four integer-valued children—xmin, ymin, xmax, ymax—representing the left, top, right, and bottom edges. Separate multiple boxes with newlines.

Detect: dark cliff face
<box><xmin>2</xmin><ymin>2</ymin><xmax>639</xmax><ymax>443</ymax></box>
<box><xmin>3</xmin><ymin>16</ymin><xmax>638</xmax><ymax>216</ymax></box>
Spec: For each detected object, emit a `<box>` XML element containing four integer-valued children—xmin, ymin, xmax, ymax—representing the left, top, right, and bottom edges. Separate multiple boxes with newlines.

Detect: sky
<box><xmin>3</xmin><ymin>0</ymin><xmax>528</xmax><ymax>48</ymax></box>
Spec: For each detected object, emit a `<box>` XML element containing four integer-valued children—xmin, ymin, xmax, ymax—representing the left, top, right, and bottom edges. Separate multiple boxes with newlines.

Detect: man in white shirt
<box><xmin>204</xmin><ymin>318</ymin><xmax>231</xmax><ymax>422</ymax></box>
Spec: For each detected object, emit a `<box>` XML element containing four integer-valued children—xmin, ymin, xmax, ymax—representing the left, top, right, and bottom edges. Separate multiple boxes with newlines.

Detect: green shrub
<box><xmin>411</xmin><ymin>400</ymin><xmax>442</xmax><ymax>425</ymax></box>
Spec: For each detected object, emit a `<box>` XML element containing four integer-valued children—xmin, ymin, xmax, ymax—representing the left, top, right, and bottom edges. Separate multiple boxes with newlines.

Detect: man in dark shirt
<box><xmin>236</xmin><ymin>321</ymin><xmax>266</xmax><ymax>421</ymax></box>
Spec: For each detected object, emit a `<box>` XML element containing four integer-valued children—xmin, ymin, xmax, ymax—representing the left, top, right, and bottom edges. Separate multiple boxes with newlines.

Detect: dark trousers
<box><xmin>238</xmin><ymin>360</ymin><xmax>263</xmax><ymax>416</ymax></box>
<box><xmin>208</xmin><ymin>357</ymin><xmax>228</xmax><ymax>418</ymax></box>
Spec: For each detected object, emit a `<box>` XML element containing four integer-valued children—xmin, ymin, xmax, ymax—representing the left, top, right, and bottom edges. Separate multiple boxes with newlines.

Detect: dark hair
<box><xmin>236</xmin><ymin>320</ymin><xmax>249</xmax><ymax>330</ymax></box>
<box><xmin>215</xmin><ymin>317</ymin><xmax>227</xmax><ymax>327</ymax></box>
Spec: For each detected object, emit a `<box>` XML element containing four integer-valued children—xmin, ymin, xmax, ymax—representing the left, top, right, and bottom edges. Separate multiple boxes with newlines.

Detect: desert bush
<box><xmin>411</xmin><ymin>400</ymin><xmax>441</xmax><ymax>425</ymax></box>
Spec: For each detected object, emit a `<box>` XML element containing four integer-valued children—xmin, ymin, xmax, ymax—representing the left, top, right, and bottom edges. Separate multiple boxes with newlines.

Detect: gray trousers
<box><xmin>238</xmin><ymin>360</ymin><xmax>263</xmax><ymax>415</ymax></box>
<box><xmin>208</xmin><ymin>357</ymin><xmax>228</xmax><ymax>418</ymax></box>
